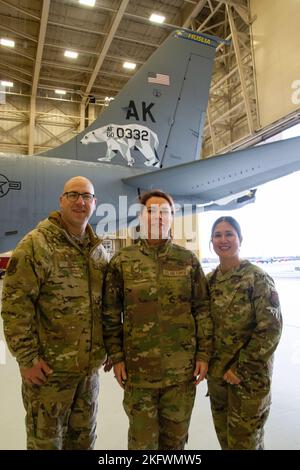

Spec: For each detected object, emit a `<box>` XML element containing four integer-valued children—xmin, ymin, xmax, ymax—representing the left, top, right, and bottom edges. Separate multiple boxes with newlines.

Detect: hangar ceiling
<box><xmin>0</xmin><ymin>0</ymin><xmax>296</xmax><ymax>156</ymax></box>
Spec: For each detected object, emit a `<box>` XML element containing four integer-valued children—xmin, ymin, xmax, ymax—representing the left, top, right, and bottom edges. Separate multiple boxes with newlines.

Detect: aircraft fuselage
<box><xmin>0</xmin><ymin>153</ymin><xmax>145</xmax><ymax>251</ymax></box>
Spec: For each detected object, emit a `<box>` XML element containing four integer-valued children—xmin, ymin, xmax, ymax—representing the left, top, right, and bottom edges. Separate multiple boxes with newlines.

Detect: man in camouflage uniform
<box><xmin>103</xmin><ymin>190</ymin><xmax>213</xmax><ymax>450</ymax></box>
<box><xmin>1</xmin><ymin>176</ymin><xmax>108</xmax><ymax>450</ymax></box>
<box><xmin>207</xmin><ymin>216</ymin><xmax>282</xmax><ymax>450</ymax></box>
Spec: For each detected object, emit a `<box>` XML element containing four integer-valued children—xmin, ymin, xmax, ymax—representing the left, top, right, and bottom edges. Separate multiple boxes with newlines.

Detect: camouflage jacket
<box><xmin>1</xmin><ymin>211</ymin><xmax>108</xmax><ymax>373</ymax></box>
<box><xmin>103</xmin><ymin>238</ymin><xmax>212</xmax><ymax>388</ymax></box>
<box><xmin>207</xmin><ymin>260</ymin><xmax>282</xmax><ymax>382</ymax></box>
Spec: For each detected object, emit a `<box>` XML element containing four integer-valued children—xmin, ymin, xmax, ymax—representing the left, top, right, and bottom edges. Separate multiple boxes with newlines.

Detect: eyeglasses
<box><xmin>63</xmin><ymin>191</ymin><xmax>95</xmax><ymax>202</ymax></box>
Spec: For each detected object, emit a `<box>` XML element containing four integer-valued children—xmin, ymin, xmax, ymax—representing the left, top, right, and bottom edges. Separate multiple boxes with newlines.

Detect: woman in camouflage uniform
<box><xmin>103</xmin><ymin>190</ymin><xmax>213</xmax><ymax>450</ymax></box>
<box><xmin>207</xmin><ymin>216</ymin><xmax>282</xmax><ymax>450</ymax></box>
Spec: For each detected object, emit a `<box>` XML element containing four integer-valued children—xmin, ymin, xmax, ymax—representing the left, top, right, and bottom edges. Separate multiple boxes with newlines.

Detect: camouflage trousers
<box><xmin>21</xmin><ymin>370</ymin><xmax>99</xmax><ymax>450</ymax></box>
<box><xmin>123</xmin><ymin>381</ymin><xmax>196</xmax><ymax>450</ymax></box>
<box><xmin>207</xmin><ymin>377</ymin><xmax>271</xmax><ymax>450</ymax></box>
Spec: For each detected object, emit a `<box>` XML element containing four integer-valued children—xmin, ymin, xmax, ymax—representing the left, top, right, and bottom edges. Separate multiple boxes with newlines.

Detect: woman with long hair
<box><xmin>207</xmin><ymin>216</ymin><xmax>282</xmax><ymax>450</ymax></box>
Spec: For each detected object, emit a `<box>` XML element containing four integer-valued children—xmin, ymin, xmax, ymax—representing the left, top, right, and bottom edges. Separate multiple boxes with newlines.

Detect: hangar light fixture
<box><xmin>1</xmin><ymin>81</ymin><xmax>13</xmax><ymax>87</ymax></box>
<box><xmin>149</xmin><ymin>13</ymin><xmax>165</xmax><ymax>24</ymax></box>
<box><xmin>79</xmin><ymin>0</ymin><xmax>96</xmax><ymax>6</ymax></box>
<box><xmin>64</xmin><ymin>50</ymin><xmax>78</xmax><ymax>59</ymax></box>
<box><xmin>0</xmin><ymin>38</ymin><xmax>15</xmax><ymax>48</ymax></box>
<box><xmin>123</xmin><ymin>61</ymin><xmax>136</xmax><ymax>70</ymax></box>
<box><xmin>55</xmin><ymin>89</ymin><xmax>67</xmax><ymax>95</ymax></box>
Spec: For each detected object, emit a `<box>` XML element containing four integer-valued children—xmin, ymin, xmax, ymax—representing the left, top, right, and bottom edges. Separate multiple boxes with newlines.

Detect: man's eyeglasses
<box><xmin>63</xmin><ymin>191</ymin><xmax>95</xmax><ymax>202</ymax></box>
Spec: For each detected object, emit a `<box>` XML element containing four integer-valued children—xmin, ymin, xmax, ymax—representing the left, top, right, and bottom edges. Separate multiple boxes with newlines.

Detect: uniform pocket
<box><xmin>160</xmin><ymin>382</ymin><xmax>196</xmax><ymax>423</ymax></box>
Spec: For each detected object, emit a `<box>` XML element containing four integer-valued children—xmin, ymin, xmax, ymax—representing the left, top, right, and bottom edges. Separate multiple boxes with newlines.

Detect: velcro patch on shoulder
<box><xmin>6</xmin><ymin>257</ymin><xmax>18</xmax><ymax>276</ymax></box>
<box><xmin>270</xmin><ymin>290</ymin><xmax>280</xmax><ymax>308</ymax></box>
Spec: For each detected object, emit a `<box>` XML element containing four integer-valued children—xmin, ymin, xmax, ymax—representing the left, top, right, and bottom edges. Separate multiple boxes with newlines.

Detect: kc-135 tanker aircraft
<box><xmin>1</xmin><ymin>28</ymin><xmax>300</xmax><ymax>252</ymax></box>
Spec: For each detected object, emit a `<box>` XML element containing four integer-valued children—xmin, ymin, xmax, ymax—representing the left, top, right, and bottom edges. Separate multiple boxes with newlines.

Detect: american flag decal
<box><xmin>148</xmin><ymin>72</ymin><xmax>170</xmax><ymax>86</ymax></box>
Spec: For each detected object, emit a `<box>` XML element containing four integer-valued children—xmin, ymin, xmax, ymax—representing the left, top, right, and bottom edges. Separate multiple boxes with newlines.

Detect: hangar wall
<box><xmin>0</xmin><ymin>95</ymin><xmax>103</xmax><ymax>155</ymax></box>
<box><xmin>250</xmin><ymin>0</ymin><xmax>300</xmax><ymax>128</ymax></box>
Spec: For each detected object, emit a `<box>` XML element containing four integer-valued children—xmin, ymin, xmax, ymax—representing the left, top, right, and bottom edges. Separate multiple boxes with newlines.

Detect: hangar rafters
<box><xmin>0</xmin><ymin>0</ymin><xmax>268</xmax><ymax>157</ymax></box>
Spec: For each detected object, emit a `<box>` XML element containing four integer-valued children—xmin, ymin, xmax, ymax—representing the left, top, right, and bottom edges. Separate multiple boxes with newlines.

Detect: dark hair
<box><xmin>138</xmin><ymin>189</ymin><xmax>174</xmax><ymax>239</ymax></box>
<box><xmin>210</xmin><ymin>216</ymin><xmax>242</xmax><ymax>242</ymax></box>
<box><xmin>139</xmin><ymin>189</ymin><xmax>175</xmax><ymax>214</ymax></box>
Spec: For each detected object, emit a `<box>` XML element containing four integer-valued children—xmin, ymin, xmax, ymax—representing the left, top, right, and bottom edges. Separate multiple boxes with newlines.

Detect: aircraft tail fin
<box><xmin>41</xmin><ymin>29</ymin><xmax>221</xmax><ymax>169</ymax></box>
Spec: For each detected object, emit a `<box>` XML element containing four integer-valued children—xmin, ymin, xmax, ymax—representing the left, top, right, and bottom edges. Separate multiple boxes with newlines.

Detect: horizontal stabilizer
<box><xmin>123</xmin><ymin>135</ymin><xmax>300</xmax><ymax>205</ymax></box>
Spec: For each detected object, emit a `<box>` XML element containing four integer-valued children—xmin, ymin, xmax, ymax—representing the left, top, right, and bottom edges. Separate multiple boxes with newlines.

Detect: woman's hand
<box><xmin>223</xmin><ymin>369</ymin><xmax>241</xmax><ymax>385</ymax></box>
<box><xmin>193</xmin><ymin>361</ymin><xmax>208</xmax><ymax>385</ymax></box>
<box><xmin>113</xmin><ymin>361</ymin><xmax>127</xmax><ymax>389</ymax></box>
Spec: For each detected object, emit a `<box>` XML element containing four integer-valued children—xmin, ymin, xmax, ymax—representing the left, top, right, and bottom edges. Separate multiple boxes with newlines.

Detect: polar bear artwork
<box><xmin>81</xmin><ymin>123</ymin><xmax>160</xmax><ymax>167</ymax></box>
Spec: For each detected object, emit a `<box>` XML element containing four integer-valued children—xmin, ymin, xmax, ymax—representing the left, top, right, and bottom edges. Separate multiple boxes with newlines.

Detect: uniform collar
<box><xmin>44</xmin><ymin>210</ymin><xmax>100</xmax><ymax>250</ymax></box>
<box><xmin>215</xmin><ymin>259</ymin><xmax>251</xmax><ymax>282</ymax></box>
<box><xmin>138</xmin><ymin>237</ymin><xmax>172</xmax><ymax>258</ymax></box>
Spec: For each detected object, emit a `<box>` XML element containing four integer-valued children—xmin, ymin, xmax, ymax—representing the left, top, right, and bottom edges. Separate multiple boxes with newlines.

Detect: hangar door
<box><xmin>250</xmin><ymin>0</ymin><xmax>300</xmax><ymax>128</ymax></box>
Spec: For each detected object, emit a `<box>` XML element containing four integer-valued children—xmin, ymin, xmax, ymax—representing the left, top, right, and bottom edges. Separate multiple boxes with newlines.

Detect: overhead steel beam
<box><xmin>1</xmin><ymin>47</ymin><xmax>35</xmax><ymax>61</ymax></box>
<box><xmin>39</xmin><ymin>76</ymin><xmax>121</xmax><ymax>93</ymax></box>
<box><xmin>200</xmin><ymin>19</ymin><xmax>226</xmax><ymax>34</ymax></box>
<box><xmin>218</xmin><ymin>0</ymin><xmax>249</xmax><ymax>24</ymax></box>
<box><xmin>123</xmin><ymin>11</ymin><xmax>178</xmax><ymax>29</ymax></box>
<box><xmin>44</xmin><ymin>42</ymin><xmax>145</xmax><ymax>64</ymax></box>
<box><xmin>181</xmin><ymin>0</ymin><xmax>207</xmax><ymax>28</ymax></box>
<box><xmin>47</xmin><ymin>20</ymin><xmax>160</xmax><ymax>47</ymax></box>
<box><xmin>82</xmin><ymin>0</ymin><xmax>130</xmax><ymax>104</ymax></box>
<box><xmin>30</xmin><ymin>0</ymin><xmax>50</xmax><ymax>103</ymax></box>
<box><xmin>0</xmin><ymin>61</ymin><xmax>33</xmax><ymax>77</ymax></box>
<box><xmin>197</xmin><ymin>2</ymin><xmax>223</xmax><ymax>31</ymax></box>
<box><xmin>226</xmin><ymin>5</ymin><xmax>254</xmax><ymax>134</ymax></box>
<box><xmin>113</xmin><ymin>34</ymin><xmax>158</xmax><ymax>48</ymax></box>
<box><xmin>0</xmin><ymin>23</ymin><xmax>38</xmax><ymax>43</ymax></box>
<box><xmin>42</xmin><ymin>60</ymin><xmax>131</xmax><ymax>81</ymax></box>
<box><xmin>0</xmin><ymin>69</ymin><xmax>32</xmax><ymax>86</ymax></box>
<box><xmin>47</xmin><ymin>19</ymin><xmax>106</xmax><ymax>37</ymax></box>
<box><xmin>28</xmin><ymin>0</ymin><xmax>51</xmax><ymax>155</ymax></box>
<box><xmin>0</xmin><ymin>0</ymin><xmax>40</xmax><ymax>20</ymax></box>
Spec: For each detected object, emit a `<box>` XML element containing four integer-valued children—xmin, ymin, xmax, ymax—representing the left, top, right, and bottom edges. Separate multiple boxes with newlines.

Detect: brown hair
<box><xmin>138</xmin><ymin>189</ymin><xmax>175</xmax><ymax>239</ymax></box>
<box><xmin>139</xmin><ymin>189</ymin><xmax>175</xmax><ymax>214</ymax></box>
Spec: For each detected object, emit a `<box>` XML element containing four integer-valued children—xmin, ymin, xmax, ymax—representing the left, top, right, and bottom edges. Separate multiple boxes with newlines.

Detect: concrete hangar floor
<box><xmin>0</xmin><ymin>261</ymin><xmax>300</xmax><ymax>450</ymax></box>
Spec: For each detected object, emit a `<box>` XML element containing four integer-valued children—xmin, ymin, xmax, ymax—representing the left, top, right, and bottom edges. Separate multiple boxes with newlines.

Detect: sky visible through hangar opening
<box><xmin>200</xmin><ymin>124</ymin><xmax>300</xmax><ymax>259</ymax></box>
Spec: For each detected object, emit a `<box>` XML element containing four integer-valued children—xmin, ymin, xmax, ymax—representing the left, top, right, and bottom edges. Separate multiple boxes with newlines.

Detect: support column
<box><xmin>28</xmin><ymin>95</ymin><xmax>36</xmax><ymax>155</ymax></box>
<box><xmin>79</xmin><ymin>102</ymin><xmax>85</xmax><ymax>132</ymax></box>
